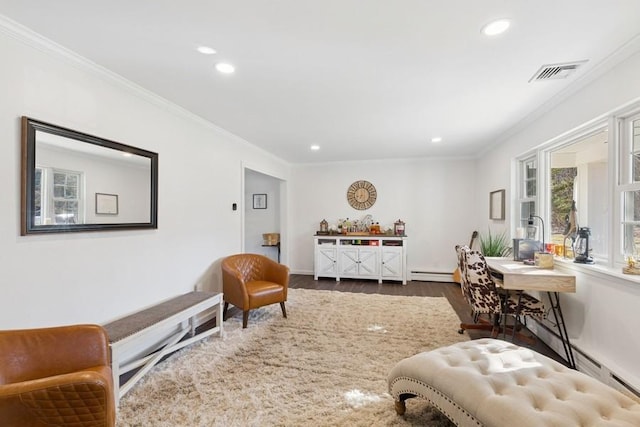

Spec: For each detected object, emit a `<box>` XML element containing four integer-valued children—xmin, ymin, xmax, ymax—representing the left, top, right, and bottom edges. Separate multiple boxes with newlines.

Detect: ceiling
<box><xmin>1</xmin><ymin>1</ymin><xmax>640</xmax><ymax>164</ymax></box>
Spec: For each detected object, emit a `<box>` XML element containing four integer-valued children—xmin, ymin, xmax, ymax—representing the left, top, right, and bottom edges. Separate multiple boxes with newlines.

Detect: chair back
<box><xmin>460</xmin><ymin>247</ymin><xmax>502</xmax><ymax>314</ymax></box>
<box><xmin>222</xmin><ymin>254</ymin><xmax>269</xmax><ymax>283</ymax></box>
<box><xmin>0</xmin><ymin>324</ymin><xmax>110</xmax><ymax>385</ymax></box>
<box><xmin>455</xmin><ymin>245</ymin><xmax>473</xmax><ymax>305</ymax></box>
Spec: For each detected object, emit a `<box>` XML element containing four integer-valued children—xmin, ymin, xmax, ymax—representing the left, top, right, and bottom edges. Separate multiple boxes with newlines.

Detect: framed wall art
<box><xmin>253</xmin><ymin>193</ymin><xmax>267</xmax><ymax>209</ymax></box>
<box><xmin>489</xmin><ymin>189</ymin><xmax>505</xmax><ymax>220</ymax></box>
<box><xmin>96</xmin><ymin>193</ymin><xmax>119</xmax><ymax>215</ymax></box>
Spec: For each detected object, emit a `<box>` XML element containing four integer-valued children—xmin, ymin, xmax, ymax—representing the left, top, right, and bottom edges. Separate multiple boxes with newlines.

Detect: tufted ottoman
<box><xmin>388</xmin><ymin>339</ymin><xmax>640</xmax><ymax>427</ymax></box>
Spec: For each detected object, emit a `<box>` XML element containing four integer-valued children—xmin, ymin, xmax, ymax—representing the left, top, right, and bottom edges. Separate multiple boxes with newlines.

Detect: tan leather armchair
<box><xmin>222</xmin><ymin>253</ymin><xmax>289</xmax><ymax>328</ymax></box>
<box><xmin>0</xmin><ymin>324</ymin><xmax>115</xmax><ymax>427</ymax></box>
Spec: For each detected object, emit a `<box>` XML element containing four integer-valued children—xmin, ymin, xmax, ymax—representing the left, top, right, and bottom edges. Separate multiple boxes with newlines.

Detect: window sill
<box><xmin>551</xmin><ymin>256</ymin><xmax>640</xmax><ymax>286</ymax></box>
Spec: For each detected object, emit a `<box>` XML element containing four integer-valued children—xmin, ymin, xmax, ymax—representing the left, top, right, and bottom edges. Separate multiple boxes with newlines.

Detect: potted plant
<box><xmin>479</xmin><ymin>228</ymin><xmax>511</xmax><ymax>257</ymax></box>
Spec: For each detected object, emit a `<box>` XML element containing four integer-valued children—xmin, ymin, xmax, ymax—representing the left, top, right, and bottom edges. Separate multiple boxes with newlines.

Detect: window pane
<box><xmin>53</xmin><ymin>200</ymin><xmax>77</xmax><ymax>224</ymax></box>
<box><xmin>632</xmin><ymin>119</ymin><xmax>640</xmax><ymax>182</ymax></box>
<box><xmin>51</xmin><ymin>170</ymin><xmax>81</xmax><ymax>224</ymax></box>
<box><xmin>54</xmin><ymin>185</ymin><xmax>65</xmax><ymax>198</ymax></box>
<box><xmin>520</xmin><ymin>201</ymin><xmax>535</xmax><ymax>222</ymax></box>
<box><xmin>551</xmin><ymin>168</ymin><xmax>577</xmax><ymax>234</ymax></box>
<box><xmin>623</xmin><ymin>190</ymin><xmax>640</xmax><ymax>222</ymax></box>
<box><xmin>53</xmin><ymin>173</ymin><xmax>66</xmax><ymax>185</ymax></box>
<box><xmin>622</xmin><ymin>223</ymin><xmax>640</xmax><ymax>257</ymax></box>
<box><xmin>524</xmin><ymin>159</ymin><xmax>536</xmax><ymax>198</ymax></box>
<box><xmin>65</xmin><ymin>187</ymin><xmax>77</xmax><ymax>199</ymax></box>
<box><xmin>34</xmin><ymin>168</ymin><xmax>42</xmax><ymax>219</ymax></box>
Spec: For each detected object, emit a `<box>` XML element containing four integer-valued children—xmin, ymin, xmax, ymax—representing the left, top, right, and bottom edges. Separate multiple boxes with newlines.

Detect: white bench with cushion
<box><xmin>104</xmin><ymin>291</ymin><xmax>223</xmax><ymax>405</ymax></box>
<box><xmin>388</xmin><ymin>338</ymin><xmax>640</xmax><ymax>427</ymax></box>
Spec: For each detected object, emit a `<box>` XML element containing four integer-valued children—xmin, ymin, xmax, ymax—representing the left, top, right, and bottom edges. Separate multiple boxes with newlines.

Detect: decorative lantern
<box><xmin>394</xmin><ymin>219</ymin><xmax>405</xmax><ymax>236</ymax></box>
<box><xmin>319</xmin><ymin>219</ymin><xmax>328</xmax><ymax>234</ymax></box>
<box><xmin>574</xmin><ymin>227</ymin><xmax>594</xmax><ymax>264</ymax></box>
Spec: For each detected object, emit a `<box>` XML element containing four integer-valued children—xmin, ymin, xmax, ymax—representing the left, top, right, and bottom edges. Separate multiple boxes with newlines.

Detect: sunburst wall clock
<box><xmin>346</xmin><ymin>180</ymin><xmax>377</xmax><ymax>210</ymax></box>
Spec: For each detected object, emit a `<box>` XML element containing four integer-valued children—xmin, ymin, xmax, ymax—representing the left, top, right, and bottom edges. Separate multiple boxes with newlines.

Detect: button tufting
<box><xmin>387</xmin><ymin>339</ymin><xmax>640</xmax><ymax>427</ymax></box>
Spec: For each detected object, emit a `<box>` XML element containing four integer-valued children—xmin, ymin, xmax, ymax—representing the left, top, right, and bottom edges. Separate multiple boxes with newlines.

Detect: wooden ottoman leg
<box><xmin>394</xmin><ymin>399</ymin><xmax>407</xmax><ymax>415</ymax></box>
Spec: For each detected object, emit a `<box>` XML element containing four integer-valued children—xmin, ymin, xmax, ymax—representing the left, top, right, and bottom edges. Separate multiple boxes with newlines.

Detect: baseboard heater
<box><xmin>531</xmin><ymin>318</ymin><xmax>640</xmax><ymax>398</ymax></box>
<box><xmin>411</xmin><ymin>270</ymin><xmax>454</xmax><ymax>282</ymax></box>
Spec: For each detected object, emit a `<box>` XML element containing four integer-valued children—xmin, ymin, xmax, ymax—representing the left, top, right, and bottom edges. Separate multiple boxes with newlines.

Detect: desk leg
<box><xmin>500</xmin><ymin>289</ymin><xmax>511</xmax><ymax>340</ymax></box>
<box><xmin>547</xmin><ymin>291</ymin><xmax>576</xmax><ymax>369</ymax></box>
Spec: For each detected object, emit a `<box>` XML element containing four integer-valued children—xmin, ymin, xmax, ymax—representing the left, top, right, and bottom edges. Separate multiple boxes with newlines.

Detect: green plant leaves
<box><xmin>479</xmin><ymin>228</ymin><xmax>512</xmax><ymax>257</ymax></box>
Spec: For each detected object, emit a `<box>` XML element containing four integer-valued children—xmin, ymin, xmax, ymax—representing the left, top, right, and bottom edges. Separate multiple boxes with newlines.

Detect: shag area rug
<box><xmin>117</xmin><ymin>288</ymin><xmax>467</xmax><ymax>426</ymax></box>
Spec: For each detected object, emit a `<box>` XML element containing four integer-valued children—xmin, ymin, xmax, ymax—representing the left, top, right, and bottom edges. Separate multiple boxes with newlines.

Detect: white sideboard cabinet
<box><xmin>313</xmin><ymin>235</ymin><xmax>407</xmax><ymax>284</ymax></box>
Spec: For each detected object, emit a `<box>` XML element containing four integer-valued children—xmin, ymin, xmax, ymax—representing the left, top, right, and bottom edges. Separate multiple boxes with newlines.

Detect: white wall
<box><xmin>0</xmin><ymin>21</ymin><xmax>289</xmax><ymax>328</ymax></box>
<box><xmin>475</xmin><ymin>48</ymin><xmax>640</xmax><ymax>390</ymax></box>
<box><xmin>289</xmin><ymin>157</ymin><xmax>476</xmax><ymax>276</ymax></box>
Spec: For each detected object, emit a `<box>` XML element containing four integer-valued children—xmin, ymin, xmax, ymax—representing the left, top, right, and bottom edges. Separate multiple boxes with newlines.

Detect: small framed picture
<box><xmin>489</xmin><ymin>189</ymin><xmax>505</xmax><ymax>220</ymax></box>
<box><xmin>96</xmin><ymin>193</ymin><xmax>119</xmax><ymax>215</ymax></box>
<box><xmin>253</xmin><ymin>193</ymin><xmax>267</xmax><ymax>209</ymax></box>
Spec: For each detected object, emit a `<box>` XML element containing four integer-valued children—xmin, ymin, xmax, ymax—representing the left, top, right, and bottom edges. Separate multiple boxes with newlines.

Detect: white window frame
<box><xmin>617</xmin><ymin>110</ymin><xmax>640</xmax><ymax>262</ymax></box>
<box><xmin>543</xmin><ymin>123</ymin><xmax>609</xmax><ymax>263</ymax></box>
<box><xmin>514</xmin><ymin>99</ymin><xmax>640</xmax><ymax>270</ymax></box>
<box><xmin>516</xmin><ymin>154</ymin><xmax>539</xmax><ymax>229</ymax></box>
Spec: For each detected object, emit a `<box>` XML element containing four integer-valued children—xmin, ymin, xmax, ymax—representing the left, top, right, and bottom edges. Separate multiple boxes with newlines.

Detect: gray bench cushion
<box><xmin>104</xmin><ymin>291</ymin><xmax>216</xmax><ymax>342</ymax></box>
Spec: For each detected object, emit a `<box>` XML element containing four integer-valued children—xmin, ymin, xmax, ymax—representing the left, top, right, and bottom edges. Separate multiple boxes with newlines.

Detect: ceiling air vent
<box><xmin>528</xmin><ymin>60</ymin><xmax>588</xmax><ymax>82</ymax></box>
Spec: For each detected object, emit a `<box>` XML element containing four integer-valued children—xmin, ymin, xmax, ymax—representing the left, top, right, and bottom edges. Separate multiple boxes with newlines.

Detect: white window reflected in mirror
<box><xmin>34</xmin><ymin>166</ymin><xmax>84</xmax><ymax>225</ymax></box>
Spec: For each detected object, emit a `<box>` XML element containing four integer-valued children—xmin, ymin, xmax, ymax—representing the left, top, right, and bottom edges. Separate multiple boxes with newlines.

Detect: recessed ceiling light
<box><xmin>215</xmin><ymin>63</ymin><xmax>235</xmax><ymax>74</ymax></box>
<box><xmin>481</xmin><ymin>19</ymin><xmax>511</xmax><ymax>36</ymax></box>
<box><xmin>431</xmin><ymin>137</ymin><xmax>443</xmax><ymax>143</ymax></box>
<box><xmin>310</xmin><ymin>145</ymin><xmax>320</xmax><ymax>151</ymax></box>
<box><xmin>196</xmin><ymin>46</ymin><xmax>217</xmax><ymax>55</ymax></box>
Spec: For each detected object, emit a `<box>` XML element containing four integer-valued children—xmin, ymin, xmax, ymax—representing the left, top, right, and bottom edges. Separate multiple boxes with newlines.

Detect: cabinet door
<box><xmin>357</xmin><ymin>247</ymin><xmax>379</xmax><ymax>277</ymax></box>
<box><xmin>316</xmin><ymin>247</ymin><xmax>337</xmax><ymax>277</ymax></box>
<box><xmin>381</xmin><ymin>247</ymin><xmax>403</xmax><ymax>278</ymax></box>
<box><xmin>339</xmin><ymin>247</ymin><xmax>360</xmax><ymax>275</ymax></box>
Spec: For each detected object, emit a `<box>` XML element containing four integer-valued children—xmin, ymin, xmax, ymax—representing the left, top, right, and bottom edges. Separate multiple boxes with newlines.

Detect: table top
<box><xmin>486</xmin><ymin>257</ymin><xmax>576</xmax><ymax>293</ymax></box>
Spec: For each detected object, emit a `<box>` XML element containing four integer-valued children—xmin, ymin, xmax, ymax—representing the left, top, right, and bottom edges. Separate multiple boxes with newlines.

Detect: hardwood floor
<box><xmin>289</xmin><ymin>274</ymin><xmax>568</xmax><ymax>366</ymax></box>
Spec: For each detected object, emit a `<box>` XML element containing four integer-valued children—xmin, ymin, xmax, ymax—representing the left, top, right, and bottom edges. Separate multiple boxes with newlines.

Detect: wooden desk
<box><xmin>485</xmin><ymin>257</ymin><xmax>575</xmax><ymax>293</ymax></box>
<box><xmin>485</xmin><ymin>257</ymin><xmax>577</xmax><ymax>369</ymax></box>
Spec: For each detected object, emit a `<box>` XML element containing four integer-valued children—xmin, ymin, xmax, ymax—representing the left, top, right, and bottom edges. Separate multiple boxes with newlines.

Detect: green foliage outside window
<box><xmin>551</xmin><ymin>168</ymin><xmax>577</xmax><ymax>234</ymax></box>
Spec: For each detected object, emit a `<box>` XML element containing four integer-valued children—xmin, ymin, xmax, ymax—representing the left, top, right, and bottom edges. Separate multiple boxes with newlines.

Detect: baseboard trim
<box><xmin>531</xmin><ymin>317</ymin><xmax>640</xmax><ymax>397</ymax></box>
<box><xmin>411</xmin><ymin>271</ymin><xmax>454</xmax><ymax>282</ymax></box>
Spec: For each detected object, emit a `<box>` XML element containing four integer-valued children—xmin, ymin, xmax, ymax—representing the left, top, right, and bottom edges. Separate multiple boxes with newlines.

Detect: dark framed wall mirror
<box><xmin>21</xmin><ymin>116</ymin><xmax>158</xmax><ymax>235</ymax></box>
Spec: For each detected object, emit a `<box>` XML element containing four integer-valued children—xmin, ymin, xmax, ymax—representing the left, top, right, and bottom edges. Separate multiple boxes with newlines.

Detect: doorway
<box><xmin>244</xmin><ymin>168</ymin><xmax>284</xmax><ymax>262</ymax></box>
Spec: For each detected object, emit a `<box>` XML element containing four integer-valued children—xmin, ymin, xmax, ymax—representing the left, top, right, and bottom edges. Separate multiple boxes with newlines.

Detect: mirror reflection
<box><xmin>22</xmin><ymin>117</ymin><xmax>158</xmax><ymax>234</ymax></box>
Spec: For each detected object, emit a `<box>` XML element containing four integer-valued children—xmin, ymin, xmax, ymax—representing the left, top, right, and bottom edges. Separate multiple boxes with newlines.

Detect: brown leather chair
<box><xmin>222</xmin><ymin>253</ymin><xmax>289</xmax><ymax>328</ymax></box>
<box><xmin>0</xmin><ymin>324</ymin><xmax>115</xmax><ymax>427</ymax></box>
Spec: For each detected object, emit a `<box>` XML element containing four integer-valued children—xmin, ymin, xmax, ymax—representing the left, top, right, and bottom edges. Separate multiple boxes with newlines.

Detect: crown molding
<box><xmin>0</xmin><ymin>13</ymin><xmax>279</xmax><ymax>159</ymax></box>
<box><xmin>478</xmin><ymin>33</ymin><xmax>640</xmax><ymax>158</ymax></box>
